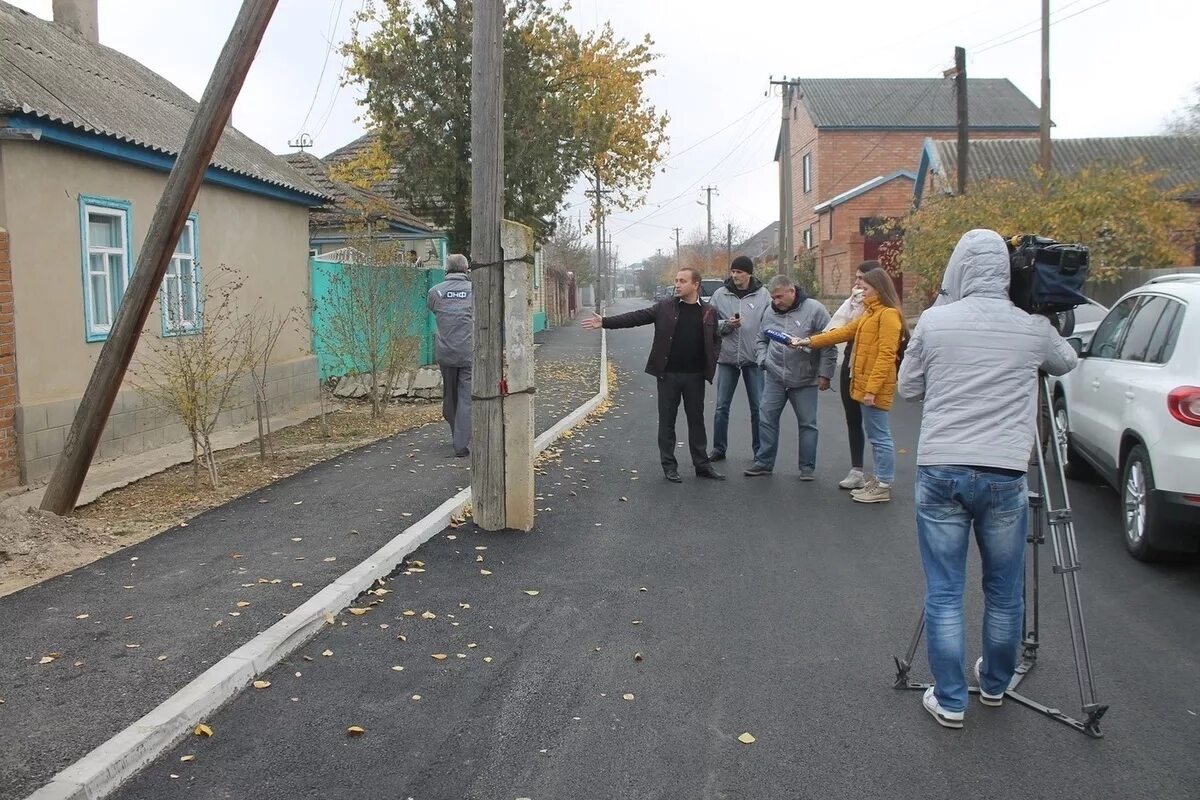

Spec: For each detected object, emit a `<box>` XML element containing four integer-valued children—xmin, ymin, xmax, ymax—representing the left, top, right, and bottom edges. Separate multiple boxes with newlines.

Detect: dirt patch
<box><xmin>0</xmin><ymin>401</ymin><xmax>441</xmax><ymax>597</ymax></box>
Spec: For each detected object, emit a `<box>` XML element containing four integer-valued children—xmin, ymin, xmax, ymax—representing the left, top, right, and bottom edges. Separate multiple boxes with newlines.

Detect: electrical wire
<box><xmin>296</xmin><ymin>0</ymin><xmax>346</xmax><ymax>139</ymax></box>
<box><xmin>974</xmin><ymin>0</ymin><xmax>1115</xmax><ymax>56</ymax></box>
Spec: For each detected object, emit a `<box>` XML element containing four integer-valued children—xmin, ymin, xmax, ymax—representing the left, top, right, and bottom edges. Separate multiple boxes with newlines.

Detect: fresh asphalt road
<box><xmin>111</xmin><ymin>300</ymin><xmax>1199</xmax><ymax>800</ymax></box>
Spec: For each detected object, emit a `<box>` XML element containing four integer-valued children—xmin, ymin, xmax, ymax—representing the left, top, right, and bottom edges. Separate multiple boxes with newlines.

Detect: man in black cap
<box><xmin>707</xmin><ymin>255</ymin><xmax>770</xmax><ymax>462</ymax></box>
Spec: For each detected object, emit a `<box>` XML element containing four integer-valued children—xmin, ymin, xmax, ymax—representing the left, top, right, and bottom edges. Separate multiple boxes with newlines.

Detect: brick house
<box><xmin>778</xmin><ymin>78</ymin><xmax>1041</xmax><ymax>298</ymax></box>
<box><xmin>0</xmin><ymin>1</ymin><xmax>328</xmax><ymax>487</ymax></box>
<box><xmin>916</xmin><ymin>135</ymin><xmax>1200</xmax><ymax>265</ymax></box>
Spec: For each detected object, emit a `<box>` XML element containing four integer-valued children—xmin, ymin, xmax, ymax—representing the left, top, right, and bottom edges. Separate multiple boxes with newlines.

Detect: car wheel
<box><xmin>1121</xmin><ymin>444</ymin><xmax>1169</xmax><ymax>562</ymax></box>
<box><xmin>1052</xmin><ymin>396</ymin><xmax>1094</xmax><ymax>481</ymax></box>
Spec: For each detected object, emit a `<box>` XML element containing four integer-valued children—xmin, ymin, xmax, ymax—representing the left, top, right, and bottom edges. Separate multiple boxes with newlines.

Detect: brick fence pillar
<box><xmin>0</xmin><ymin>228</ymin><xmax>18</xmax><ymax>488</ymax></box>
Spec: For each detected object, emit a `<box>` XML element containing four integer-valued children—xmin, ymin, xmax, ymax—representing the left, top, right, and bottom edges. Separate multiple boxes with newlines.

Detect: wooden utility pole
<box><xmin>672</xmin><ymin>227</ymin><xmax>682</xmax><ymax>270</ymax></box>
<box><xmin>588</xmin><ymin>176</ymin><xmax>611</xmax><ymax>312</ymax></box>
<box><xmin>955</xmin><ymin>46</ymin><xmax>969</xmax><ymax>195</ymax></box>
<box><xmin>469</xmin><ymin>0</ymin><xmax>507</xmax><ymax>531</ymax></box>
<box><xmin>771</xmin><ymin>77</ymin><xmax>799</xmax><ymax>279</ymax></box>
<box><xmin>1040</xmin><ymin>0</ymin><xmax>1052</xmax><ymax>177</ymax></box>
<box><xmin>702</xmin><ymin>185</ymin><xmax>718</xmax><ymax>269</ymax></box>
<box><xmin>726</xmin><ymin>222</ymin><xmax>733</xmax><ymax>266</ymax></box>
<box><xmin>40</xmin><ymin>0</ymin><xmax>280</xmax><ymax>515</ymax></box>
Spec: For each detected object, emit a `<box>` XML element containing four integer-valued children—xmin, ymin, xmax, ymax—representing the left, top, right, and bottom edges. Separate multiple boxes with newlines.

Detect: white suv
<box><xmin>1052</xmin><ymin>274</ymin><xmax>1200</xmax><ymax>561</ymax></box>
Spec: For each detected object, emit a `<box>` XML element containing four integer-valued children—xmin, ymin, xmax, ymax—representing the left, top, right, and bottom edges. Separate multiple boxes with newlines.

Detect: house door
<box><xmin>862</xmin><ymin>237</ymin><xmax>903</xmax><ymax>298</ymax></box>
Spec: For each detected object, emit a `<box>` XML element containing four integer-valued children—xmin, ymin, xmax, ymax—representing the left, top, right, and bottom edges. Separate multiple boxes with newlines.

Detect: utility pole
<box><xmin>702</xmin><ymin>185</ymin><xmax>718</xmax><ymax>271</ymax></box>
<box><xmin>1040</xmin><ymin>0</ymin><xmax>1052</xmax><ymax>178</ymax></box>
<box><xmin>770</xmin><ymin>76</ymin><xmax>800</xmax><ymax>279</ymax></box>
<box><xmin>726</xmin><ymin>222</ymin><xmax>733</xmax><ymax>267</ymax></box>
<box><xmin>604</xmin><ymin>236</ymin><xmax>613</xmax><ymax>302</ymax></box>
<box><xmin>41</xmin><ymin>0</ymin><xmax>280</xmax><ymax>515</ymax></box>
<box><xmin>469</xmin><ymin>0</ymin><xmax>507</xmax><ymax>531</ymax></box>
<box><xmin>672</xmin><ymin>227</ymin><xmax>682</xmax><ymax>271</ymax></box>
<box><xmin>588</xmin><ymin>176</ymin><xmax>611</xmax><ymax>312</ymax></box>
<box><xmin>954</xmin><ymin>46</ymin><xmax>969</xmax><ymax>195</ymax></box>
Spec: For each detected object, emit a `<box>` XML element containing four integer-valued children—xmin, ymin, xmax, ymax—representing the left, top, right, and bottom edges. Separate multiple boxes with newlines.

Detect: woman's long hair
<box><xmin>860</xmin><ymin>268</ymin><xmax>906</xmax><ymax>331</ymax></box>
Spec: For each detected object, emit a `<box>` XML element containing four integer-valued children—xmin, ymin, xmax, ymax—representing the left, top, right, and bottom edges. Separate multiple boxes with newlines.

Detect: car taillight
<box><xmin>1167</xmin><ymin>386</ymin><xmax>1200</xmax><ymax>427</ymax></box>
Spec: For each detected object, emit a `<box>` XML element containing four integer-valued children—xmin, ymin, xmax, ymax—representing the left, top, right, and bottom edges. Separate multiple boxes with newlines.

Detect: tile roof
<box><xmin>0</xmin><ymin>2</ymin><xmax>326</xmax><ymax>201</ymax></box>
<box><xmin>279</xmin><ymin>151</ymin><xmax>434</xmax><ymax>232</ymax></box>
<box><xmin>931</xmin><ymin>136</ymin><xmax>1200</xmax><ymax>200</ymax></box>
<box><xmin>794</xmin><ymin>78</ymin><xmax>1041</xmax><ymax>130</ymax></box>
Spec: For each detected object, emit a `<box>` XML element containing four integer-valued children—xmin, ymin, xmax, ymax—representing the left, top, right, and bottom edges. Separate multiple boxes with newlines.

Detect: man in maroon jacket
<box><xmin>583</xmin><ymin>267</ymin><xmax>724</xmax><ymax>483</ymax></box>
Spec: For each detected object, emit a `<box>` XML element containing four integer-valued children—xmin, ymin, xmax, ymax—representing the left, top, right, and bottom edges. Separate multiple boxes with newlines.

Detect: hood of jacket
<box><xmin>723</xmin><ymin>275</ymin><xmax>763</xmax><ymax>299</ymax></box>
<box><xmin>936</xmin><ymin>229</ymin><xmax>1010</xmax><ymax>305</ymax></box>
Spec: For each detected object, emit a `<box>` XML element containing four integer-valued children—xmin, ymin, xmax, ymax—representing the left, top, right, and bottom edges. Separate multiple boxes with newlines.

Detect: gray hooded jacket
<box><xmin>755</xmin><ymin>291</ymin><xmax>837</xmax><ymax>388</ymax></box>
<box><xmin>897</xmin><ymin>229</ymin><xmax>1078</xmax><ymax>472</ymax></box>
<box><xmin>427</xmin><ymin>272</ymin><xmax>473</xmax><ymax>368</ymax></box>
<box><xmin>710</xmin><ymin>278</ymin><xmax>770</xmax><ymax>366</ymax></box>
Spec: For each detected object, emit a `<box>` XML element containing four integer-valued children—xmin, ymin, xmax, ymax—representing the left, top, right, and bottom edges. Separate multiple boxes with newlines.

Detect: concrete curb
<box><xmin>26</xmin><ymin>332</ymin><xmax>608</xmax><ymax>800</ymax></box>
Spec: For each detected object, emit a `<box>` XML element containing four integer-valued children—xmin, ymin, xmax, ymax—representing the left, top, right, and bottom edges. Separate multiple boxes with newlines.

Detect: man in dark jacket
<box><xmin>582</xmin><ymin>267</ymin><xmax>724</xmax><ymax>482</ymax></box>
<box><xmin>427</xmin><ymin>254</ymin><xmax>473</xmax><ymax>457</ymax></box>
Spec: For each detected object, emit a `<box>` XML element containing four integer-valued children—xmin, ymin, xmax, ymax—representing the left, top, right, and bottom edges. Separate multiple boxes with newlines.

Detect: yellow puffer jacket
<box><xmin>808</xmin><ymin>297</ymin><xmax>904</xmax><ymax>410</ymax></box>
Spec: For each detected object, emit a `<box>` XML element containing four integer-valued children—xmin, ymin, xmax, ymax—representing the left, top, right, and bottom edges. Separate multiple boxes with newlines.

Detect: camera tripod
<box><xmin>892</xmin><ymin>374</ymin><xmax>1109</xmax><ymax>738</ymax></box>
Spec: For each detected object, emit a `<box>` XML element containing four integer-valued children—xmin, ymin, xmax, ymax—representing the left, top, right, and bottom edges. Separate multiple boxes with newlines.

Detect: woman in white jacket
<box><xmin>826</xmin><ymin>260</ymin><xmax>884</xmax><ymax>490</ymax></box>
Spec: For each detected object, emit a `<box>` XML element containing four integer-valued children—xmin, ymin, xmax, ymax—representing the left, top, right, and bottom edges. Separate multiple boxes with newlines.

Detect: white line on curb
<box><xmin>27</xmin><ymin>332</ymin><xmax>608</xmax><ymax>800</ymax></box>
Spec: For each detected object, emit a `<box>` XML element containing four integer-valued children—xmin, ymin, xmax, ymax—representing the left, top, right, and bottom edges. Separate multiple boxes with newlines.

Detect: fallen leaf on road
<box><xmin>322</xmin><ymin>649</ymin><xmax>333</xmax><ymax>657</ymax></box>
<box><xmin>639</xmin><ymin>587</ymin><xmax>648</xmax><ymax>592</ymax></box>
<box><xmin>421</xmin><ymin>611</ymin><xmax>437</xmax><ymax>620</ymax></box>
<box><xmin>194</xmin><ymin>724</ymin><xmax>213</xmax><ymax>737</ymax></box>
<box><xmin>411</xmin><ymin>694</ymin><xmax>422</xmax><ymax>701</ymax></box>
<box><xmin>631</xmin><ymin>620</ymin><xmax>643</xmax><ymax>625</ymax></box>
<box><xmin>302</xmin><ymin>655</ymin><xmax>313</xmax><ymax>661</ymax></box>
<box><xmin>291</xmin><ymin>537</ymin><xmax>302</xmax><ymax>542</ymax></box>
<box><xmin>157</xmin><ymin>655</ymin><xmax>168</xmax><ymax>661</ymax></box>
<box><xmin>347</xmin><ymin>726</ymin><xmax>365</xmax><ymax>736</ymax></box>
<box><xmin>411</xmin><ymin>560</ymin><xmax>425</xmax><ymax>568</ymax></box>
<box><xmin>292</xmin><ymin>582</ymin><xmax>303</xmax><ymax>588</ymax></box>
<box><xmin>391</xmin><ymin>665</ymin><xmax>405</xmax><ymax>672</ymax></box>
<box><xmin>475</xmin><ymin>546</ymin><xmax>487</xmax><ymax>551</ymax></box>
<box><xmin>738</xmin><ymin>732</ymin><xmax>756</xmax><ymax>744</ymax></box>
<box><xmin>348</xmin><ymin>608</ymin><xmax>369</xmax><ymax>616</ymax></box>
<box><xmin>634</xmin><ymin>653</ymin><xmax>643</xmax><ymax>662</ymax></box>
<box><xmin>467</xmin><ymin>643</ymin><xmax>477</xmax><ymax>648</ymax></box>
<box><xmin>293</xmin><ymin>501</ymin><xmax>303</xmax><ymax>506</ymax></box>
<box><xmin>323</xmin><ymin>612</ymin><xmax>336</xmax><ymax>625</ymax></box>
<box><xmin>74</xmin><ymin>613</ymin><xmax>89</xmax><ymax>620</ymax></box>
<box><xmin>623</xmin><ymin>693</ymin><xmax>635</xmax><ymax>701</ymax></box>
<box><xmin>459</xmin><ymin>603</ymin><xmax>471</xmax><ymax>609</ymax></box>
<box><xmin>323</xmin><ymin>557</ymin><xmax>337</xmax><ymax>563</ymax></box>
<box><xmin>432</xmin><ymin>653</ymin><xmax>448</xmax><ymax>660</ymax></box>
<box><xmin>180</xmin><ymin>755</ymin><xmax>195</xmax><ymax>762</ymax></box>
<box><xmin>483</xmin><ymin>657</ymin><xmax>493</xmax><ymax>663</ymax></box>
<box><xmin>39</xmin><ymin>655</ymin><xmax>57</xmax><ymax>664</ymax></box>
<box><xmin>397</xmin><ymin>634</ymin><xmax>407</xmax><ymax>642</ymax></box>
<box><xmin>523</xmin><ymin>590</ymin><xmax>540</xmax><ymax>596</ymax></box>
<box><xmin>619</xmin><ymin>497</ymin><xmax>627</xmax><ymax>502</ymax></box>
<box><xmin>402</xmin><ymin>610</ymin><xmax>416</xmax><ymax>616</ymax></box>
<box><xmin>480</xmin><ymin>569</ymin><xmax>493</xmax><ymax>576</ymax></box>
<box><xmin>476</xmin><ymin>555</ymin><xmax>484</xmax><ymax>563</ymax></box>
<box><xmin>253</xmin><ymin>680</ymin><xmax>271</xmax><ymax>690</ymax></box>
<box><xmin>236</xmin><ymin>601</ymin><xmax>250</xmax><ymax>608</ymax></box>
<box><xmin>125</xmin><ymin>643</ymin><xmax>141</xmax><ymax>649</ymax></box>
<box><xmin>228</xmin><ymin>612</ymin><xmax>241</xmax><ymax>617</ymax></box>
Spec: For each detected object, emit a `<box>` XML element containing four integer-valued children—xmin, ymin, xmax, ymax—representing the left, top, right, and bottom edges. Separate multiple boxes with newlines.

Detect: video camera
<box><xmin>1007</xmin><ymin>234</ymin><xmax>1090</xmax><ymax>316</ymax></box>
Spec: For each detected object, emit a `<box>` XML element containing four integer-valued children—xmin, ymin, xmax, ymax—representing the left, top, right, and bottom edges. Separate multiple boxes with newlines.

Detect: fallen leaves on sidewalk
<box><xmin>346</xmin><ymin>726</ymin><xmax>365</xmax><ymax>736</ymax></box>
<box><xmin>39</xmin><ymin>654</ymin><xmax>59</xmax><ymax>665</ymax></box>
<box><xmin>194</xmin><ymin>723</ymin><xmax>213</xmax><ymax>737</ymax></box>
<box><xmin>738</xmin><ymin>732</ymin><xmax>756</xmax><ymax>744</ymax></box>
<box><xmin>252</xmin><ymin>680</ymin><xmax>271</xmax><ymax>689</ymax></box>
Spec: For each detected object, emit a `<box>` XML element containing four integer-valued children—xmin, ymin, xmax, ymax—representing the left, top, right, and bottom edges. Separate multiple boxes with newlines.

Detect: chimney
<box><xmin>52</xmin><ymin>0</ymin><xmax>99</xmax><ymax>44</ymax></box>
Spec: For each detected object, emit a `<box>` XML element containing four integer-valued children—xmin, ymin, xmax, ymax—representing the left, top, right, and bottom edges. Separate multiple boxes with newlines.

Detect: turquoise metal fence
<box><xmin>309</xmin><ymin>259</ymin><xmax>445</xmax><ymax>381</ymax></box>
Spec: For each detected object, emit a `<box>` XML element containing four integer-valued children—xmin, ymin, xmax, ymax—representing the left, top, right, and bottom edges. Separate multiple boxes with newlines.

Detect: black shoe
<box><xmin>696</xmin><ymin>468</ymin><xmax>726</xmax><ymax>481</ymax></box>
<box><xmin>663</xmin><ymin>469</ymin><xmax>682</xmax><ymax>483</ymax></box>
<box><xmin>708</xmin><ymin>451</ymin><xmax>726</xmax><ymax>462</ymax></box>
<box><xmin>455</xmin><ymin>448</ymin><xmax>470</xmax><ymax>458</ymax></box>
<box><xmin>743</xmin><ymin>464</ymin><xmax>772</xmax><ymax>477</ymax></box>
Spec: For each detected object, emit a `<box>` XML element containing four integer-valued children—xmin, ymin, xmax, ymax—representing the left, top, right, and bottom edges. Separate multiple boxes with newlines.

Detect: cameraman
<box><xmin>897</xmin><ymin>229</ymin><xmax>1077</xmax><ymax>729</ymax></box>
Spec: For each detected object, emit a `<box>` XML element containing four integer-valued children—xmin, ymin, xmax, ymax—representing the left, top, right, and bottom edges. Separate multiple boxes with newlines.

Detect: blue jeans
<box><xmin>712</xmin><ymin>363</ymin><xmax>763</xmax><ymax>457</ymax></box>
<box><xmin>916</xmin><ymin>466</ymin><xmax>1029</xmax><ymax>713</ymax></box>
<box><xmin>754</xmin><ymin>376</ymin><xmax>817</xmax><ymax>470</ymax></box>
<box><xmin>860</xmin><ymin>405</ymin><xmax>895</xmax><ymax>483</ymax></box>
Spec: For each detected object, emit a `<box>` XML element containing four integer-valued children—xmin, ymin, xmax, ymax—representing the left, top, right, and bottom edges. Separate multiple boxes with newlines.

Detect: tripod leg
<box><xmin>893</xmin><ymin>608</ymin><xmax>925</xmax><ymax>688</ymax></box>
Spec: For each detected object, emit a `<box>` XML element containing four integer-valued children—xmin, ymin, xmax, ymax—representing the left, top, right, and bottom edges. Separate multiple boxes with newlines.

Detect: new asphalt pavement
<box><xmin>21</xmin><ymin>300</ymin><xmax>1200</xmax><ymax>800</ymax></box>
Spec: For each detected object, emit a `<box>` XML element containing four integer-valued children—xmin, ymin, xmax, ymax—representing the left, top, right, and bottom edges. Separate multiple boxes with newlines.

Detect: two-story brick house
<box><xmin>777</xmin><ymin>78</ymin><xmax>1041</xmax><ymax>298</ymax></box>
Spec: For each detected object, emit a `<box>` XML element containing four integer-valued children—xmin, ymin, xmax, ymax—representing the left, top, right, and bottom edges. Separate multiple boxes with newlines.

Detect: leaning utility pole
<box><xmin>770</xmin><ymin>76</ymin><xmax>799</xmax><ymax>279</ymax></box>
<box><xmin>1040</xmin><ymin>0</ymin><xmax>1052</xmax><ymax>178</ymax></box>
<box><xmin>469</xmin><ymin>0</ymin><xmax>507</xmax><ymax>531</ymax></box>
<box><xmin>702</xmin><ymin>185</ymin><xmax>718</xmax><ymax>270</ymax></box>
<box><xmin>954</xmin><ymin>46</ymin><xmax>969</xmax><ymax>194</ymax></box>
<box><xmin>41</xmin><ymin>0</ymin><xmax>280</xmax><ymax>515</ymax></box>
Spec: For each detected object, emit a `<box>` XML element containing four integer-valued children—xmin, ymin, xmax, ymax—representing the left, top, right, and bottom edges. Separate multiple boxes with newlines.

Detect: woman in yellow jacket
<box><xmin>799</xmin><ymin>268</ymin><xmax>906</xmax><ymax>504</ymax></box>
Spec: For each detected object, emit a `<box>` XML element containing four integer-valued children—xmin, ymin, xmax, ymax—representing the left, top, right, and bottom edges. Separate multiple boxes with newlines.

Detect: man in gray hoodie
<box><xmin>427</xmin><ymin>254</ymin><xmax>473</xmax><ymax>457</ymax></box>
<box><xmin>707</xmin><ymin>256</ymin><xmax>770</xmax><ymax>461</ymax></box>
<box><xmin>898</xmin><ymin>229</ymin><xmax>1077</xmax><ymax>729</ymax></box>
<box><xmin>745</xmin><ymin>274</ymin><xmax>836</xmax><ymax>479</ymax></box>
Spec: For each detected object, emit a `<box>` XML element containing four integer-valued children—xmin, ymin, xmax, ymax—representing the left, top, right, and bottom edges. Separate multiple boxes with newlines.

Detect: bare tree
<box><xmin>1163</xmin><ymin>83</ymin><xmax>1200</xmax><ymax>135</ymax></box>
<box><xmin>130</xmin><ymin>265</ymin><xmax>255</xmax><ymax>489</ymax></box>
<box><xmin>248</xmin><ymin>306</ymin><xmax>296</xmax><ymax>460</ymax></box>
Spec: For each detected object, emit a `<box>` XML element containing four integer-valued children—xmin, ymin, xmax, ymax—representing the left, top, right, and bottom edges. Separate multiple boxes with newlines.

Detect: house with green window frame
<box><xmin>0</xmin><ymin>0</ymin><xmax>330</xmax><ymax>488</ymax></box>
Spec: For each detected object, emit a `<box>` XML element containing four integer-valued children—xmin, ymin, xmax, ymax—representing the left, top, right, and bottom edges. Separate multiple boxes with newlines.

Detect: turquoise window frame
<box><xmin>78</xmin><ymin>194</ymin><xmax>135</xmax><ymax>343</ymax></box>
<box><xmin>160</xmin><ymin>213</ymin><xmax>203</xmax><ymax>336</ymax></box>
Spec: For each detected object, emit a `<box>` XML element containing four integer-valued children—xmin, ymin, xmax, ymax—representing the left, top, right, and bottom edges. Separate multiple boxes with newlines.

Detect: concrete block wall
<box><xmin>0</xmin><ymin>229</ymin><xmax>17</xmax><ymax>488</ymax></box>
<box><xmin>14</xmin><ymin>356</ymin><xmax>319</xmax><ymax>485</ymax></box>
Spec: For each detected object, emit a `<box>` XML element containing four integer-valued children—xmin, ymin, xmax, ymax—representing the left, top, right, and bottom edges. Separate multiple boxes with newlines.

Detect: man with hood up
<box><xmin>744</xmin><ymin>274</ymin><xmax>837</xmax><ymax>479</ymax></box>
<box><xmin>707</xmin><ymin>256</ymin><xmax>770</xmax><ymax>462</ymax></box>
<box><xmin>898</xmin><ymin>229</ymin><xmax>1077</xmax><ymax>730</ymax></box>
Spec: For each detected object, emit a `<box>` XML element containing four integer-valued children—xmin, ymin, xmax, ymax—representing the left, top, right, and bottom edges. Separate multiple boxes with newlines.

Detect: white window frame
<box><xmin>79</xmin><ymin>195</ymin><xmax>134</xmax><ymax>343</ymax></box>
<box><xmin>802</xmin><ymin>153</ymin><xmax>812</xmax><ymax>194</ymax></box>
<box><xmin>160</xmin><ymin>215</ymin><xmax>202</xmax><ymax>335</ymax></box>
<box><xmin>803</xmin><ymin>227</ymin><xmax>813</xmax><ymax>250</ymax></box>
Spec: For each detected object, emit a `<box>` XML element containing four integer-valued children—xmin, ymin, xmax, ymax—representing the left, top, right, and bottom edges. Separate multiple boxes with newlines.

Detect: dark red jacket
<box><xmin>602</xmin><ymin>298</ymin><xmax>720</xmax><ymax>382</ymax></box>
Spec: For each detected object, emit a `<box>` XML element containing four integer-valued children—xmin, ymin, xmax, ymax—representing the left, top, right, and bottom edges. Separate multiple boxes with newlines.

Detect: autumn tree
<box><xmin>1163</xmin><ymin>82</ymin><xmax>1200</xmax><ymax>135</ymax></box>
<box><xmin>898</xmin><ymin>164</ymin><xmax>1194</xmax><ymax>302</ymax></box>
<box><xmin>543</xmin><ymin>216</ymin><xmax>595</xmax><ymax>285</ymax></box>
<box><xmin>340</xmin><ymin>0</ymin><xmax>668</xmax><ymax>253</ymax></box>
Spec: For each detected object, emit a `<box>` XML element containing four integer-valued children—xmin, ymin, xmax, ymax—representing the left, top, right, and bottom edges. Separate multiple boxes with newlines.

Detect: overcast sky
<box><xmin>10</xmin><ymin>0</ymin><xmax>1199</xmax><ymax>265</ymax></box>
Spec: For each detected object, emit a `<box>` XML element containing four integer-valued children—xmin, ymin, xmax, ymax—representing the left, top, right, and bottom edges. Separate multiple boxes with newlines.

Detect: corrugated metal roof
<box><xmin>795</xmin><ymin>78</ymin><xmax>1041</xmax><ymax>130</ymax></box>
<box><xmin>932</xmin><ymin>136</ymin><xmax>1200</xmax><ymax>199</ymax></box>
<box><xmin>280</xmin><ymin>151</ymin><xmax>434</xmax><ymax>233</ymax></box>
<box><xmin>0</xmin><ymin>2</ymin><xmax>327</xmax><ymax>201</ymax></box>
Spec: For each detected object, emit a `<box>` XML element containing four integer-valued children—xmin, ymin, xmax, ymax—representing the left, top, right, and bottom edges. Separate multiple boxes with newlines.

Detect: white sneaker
<box><xmin>838</xmin><ymin>469</ymin><xmax>866</xmax><ymax>490</ymax></box>
<box><xmin>922</xmin><ymin>686</ymin><xmax>964</xmax><ymax>729</ymax></box>
<box><xmin>850</xmin><ymin>477</ymin><xmax>878</xmax><ymax>496</ymax></box>
<box><xmin>974</xmin><ymin>657</ymin><xmax>1006</xmax><ymax>707</ymax></box>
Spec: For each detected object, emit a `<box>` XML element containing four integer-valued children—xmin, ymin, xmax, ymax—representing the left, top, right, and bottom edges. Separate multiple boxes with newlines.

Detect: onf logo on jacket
<box><xmin>427</xmin><ymin>273</ymin><xmax>473</xmax><ymax>367</ymax></box>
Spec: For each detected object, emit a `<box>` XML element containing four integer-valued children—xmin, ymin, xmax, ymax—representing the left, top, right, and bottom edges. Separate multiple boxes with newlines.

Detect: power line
<box><xmin>663</xmin><ymin>99</ymin><xmax>772</xmax><ymax>164</ymax></box>
<box><xmin>974</xmin><ymin>0</ymin><xmax>1115</xmax><ymax>56</ymax></box>
<box><xmin>296</xmin><ymin>0</ymin><xmax>346</xmax><ymax>140</ymax></box>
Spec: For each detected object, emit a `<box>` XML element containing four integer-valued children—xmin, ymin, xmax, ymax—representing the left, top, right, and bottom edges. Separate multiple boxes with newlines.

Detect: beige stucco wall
<box><xmin>0</xmin><ymin>139</ymin><xmax>313</xmax><ymax>406</ymax></box>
